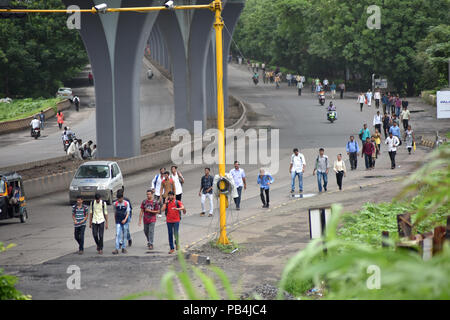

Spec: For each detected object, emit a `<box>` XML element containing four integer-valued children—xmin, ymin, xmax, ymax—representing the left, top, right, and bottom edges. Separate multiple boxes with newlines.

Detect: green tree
<box><xmin>0</xmin><ymin>0</ymin><xmax>88</xmax><ymax>98</ymax></box>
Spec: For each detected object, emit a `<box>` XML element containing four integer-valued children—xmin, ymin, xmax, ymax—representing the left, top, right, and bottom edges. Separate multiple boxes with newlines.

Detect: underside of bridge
<box><xmin>62</xmin><ymin>0</ymin><xmax>244</xmax><ymax>158</ymax></box>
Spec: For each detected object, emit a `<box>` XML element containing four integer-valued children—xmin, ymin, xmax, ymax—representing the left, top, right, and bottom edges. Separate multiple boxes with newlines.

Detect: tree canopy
<box><xmin>233</xmin><ymin>0</ymin><xmax>450</xmax><ymax>95</ymax></box>
<box><xmin>0</xmin><ymin>0</ymin><xmax>88</xmax><ymax>98</ymax></box>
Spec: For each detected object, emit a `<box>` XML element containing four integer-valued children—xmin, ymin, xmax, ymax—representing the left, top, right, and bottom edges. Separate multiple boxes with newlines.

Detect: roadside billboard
<box><xmin>437</xmin><ymin>91</ymin><xmax>450</xmax><ymax>119</ymax></box>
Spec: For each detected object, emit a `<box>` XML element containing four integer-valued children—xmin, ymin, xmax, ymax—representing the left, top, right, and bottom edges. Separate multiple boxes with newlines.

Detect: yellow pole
<box><xmin>212</xmin><ymin>0</ymin><xmax>230</xmax><ymax>245</ymax></box>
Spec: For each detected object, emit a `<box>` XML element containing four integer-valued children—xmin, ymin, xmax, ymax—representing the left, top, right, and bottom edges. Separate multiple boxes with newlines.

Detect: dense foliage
<box><xmin>0</xmin><ymin>0</ymin><xmax>88</xmax><ymax>98</ymax></box>
<box><xmin>233</xmin><ymin>0</ymin><xmax>450</xmax><ymax>94</ymax></box>
<box><xmin>0</xmin><ymin>97</ymin><xmax>61</xmax><ymax>121</ymax></box>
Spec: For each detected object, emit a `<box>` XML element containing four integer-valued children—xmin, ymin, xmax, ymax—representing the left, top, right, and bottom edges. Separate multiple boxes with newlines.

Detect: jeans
<box><xmin>336</xmin><ymin>171</ymin><xmax>344</xmax><ymax>190</ymax></box>
<box><xmin>234</xmin><ymin>186</ymin><xmax>243</xmax><ymax>209</ymax></box>
<box><xmin>201</xmin><ymin>193</ymin><xmax>214</xmax><ymax>214</ymax></box>
<box><xmin>402</xmin><ymin>119</ymin><xmax>409</xmax><ymax>131</ymax></box>
<box><xmin>389</xmin><ymin>151</ymin><xmax>396</xmax><ymax>168</ymax></box>
<box><xmin>260</xmin><ymin>188</ymin><xmax>270</xmax><ymax>206</ymax></box>
<box><xmin>298</xmin><ymin>88</ymin><xmax>302</xmax><ymax>96</ymax></box>
<box><xmin>115</xmin><ymin>223</ymin><xmax>129</xmax><ymax>250</ymax></box>
<box><xmin>340</xmin><ymin>89</ymin><xmax>344</xmax><ymax>99</ymax></box>
<box><xmin>364</xmin><ymin>154</ymin><xmax>373</xmax><ymax>169</ymax></box>
<box><xmin>167</xmin><ymin>222</ymin><xmax>180</xmax><ymax>250</ymax></box>
<box><xmin>316</xmin><ymin>171</ymin><xmax>328</xmax><ymax>192</ymax></box>
<box><xmin>144</xmin><ymin>222</ymin><xmax>155</xmax><ymax>246</ymax></box>
<box><xmin>92</xmin><ymin>222</ymin><xmax>104</xmax><ymax>250</ymax></box>
<box><xmin>395</xmin><ymin>106</ymin><xmax>401</xmax><ymax>117</ymax></box>
<box><xmin>349</xmin><ymin>152</ymin><xmax>358</xmax><ymax>170</ymax></box>
<box><xmin>291</xmin><ymin>171</ymin><xmax>303</xmax><ymax>192</ymax></box>
<box><xmin>74</xmin><ymin>225</ymin><xmax>86</xmax><ymax>251</ymax></box>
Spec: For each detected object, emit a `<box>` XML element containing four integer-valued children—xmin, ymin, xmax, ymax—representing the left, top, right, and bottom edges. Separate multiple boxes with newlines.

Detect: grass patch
<box><xmin>209</xmin><ymin>239</ymin><xmax>241</xmax><ymax>254</ymax></box>
<box><xmin>0</xmin><ymin>98</ymin><xmax>63</xmax><ymax>122</ymax></box>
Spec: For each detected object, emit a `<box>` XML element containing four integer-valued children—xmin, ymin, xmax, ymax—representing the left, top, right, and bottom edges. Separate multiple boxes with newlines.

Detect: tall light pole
<box><xmin>1</xmin><ymin>0</ymin><xmax>231</xmax><ymax>245</ymax></box>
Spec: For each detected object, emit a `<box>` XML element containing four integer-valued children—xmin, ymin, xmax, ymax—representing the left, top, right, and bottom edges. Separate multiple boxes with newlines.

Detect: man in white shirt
<box><xmin>170</xmin><ymin>165</ymin><xmax>184</xmax><ymax>201</ymax></box>
<box><xmin>152</xmin><ymin>167</ymin><xmax>166</xmax><ymax>206</ymax></box>
<box><xmin>323</xmin><ymin>78</ymin><xmax>329</xmax><ymax>91</ymax></box>
<box><xmin>30</xmin><ymin>117</ymin><xmax>41</xmax><ymax>136</ymax></box>
<box><xmin>374</xmin><ymin>90</ymin><xmax>381</xmax><ymax>108</ymax></box>
<box><xmin>67</xmin><ymin>139</ymin><xmax>82</xmax><ymax>159</ymax></box>
<box><xmin>385</xmin><ymin>132</ymin><xmax>400</xmax><ymax>169</ymax></box>
<box><xmin>373</xmin><ymin>111</ymin><xmax>382</xmax><ymax>133</ymax></box>
<box><xmin>366</xmin><ymin>89</ymin><xmax>373</xmax><ymax>107</ymax></box>
<box><xmin>89</xmin><ymin>193</ymin><xmax>108</xmax><ymax>254</ymax></box>
<box><xmin>229</xmin><ymin>161</ymin><xmax>246</xmax><ymax>210</ymax></box>
<box><xmin>289</xmin><ymin>148</ymin><xmax>306</xmax><ymax>193</ymax></box>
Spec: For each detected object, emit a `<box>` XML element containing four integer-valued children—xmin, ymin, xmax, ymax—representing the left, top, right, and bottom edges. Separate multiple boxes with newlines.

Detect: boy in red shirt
<box><xmin>138</xmin><ymin>190</ymin><xmax>160</xmax><ymax>250</ymax></box>
<box><xmin>161</xmin><ymin>191</ymin><xmax>185</xmax><ymax>254</ymax></box>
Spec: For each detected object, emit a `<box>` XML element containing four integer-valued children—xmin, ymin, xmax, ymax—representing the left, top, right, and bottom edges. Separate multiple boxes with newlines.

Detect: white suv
<box><xmin>56</xmin><ymin>87</ymin><xmax>73</xmax><ymax>102</ymax></box>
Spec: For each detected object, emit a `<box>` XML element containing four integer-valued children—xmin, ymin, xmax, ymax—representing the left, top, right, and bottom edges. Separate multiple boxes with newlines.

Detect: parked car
<box><xmin>69</xmin><ymin>161</ymin><xmax>124</xmax><ymax>205</ymax></box>
<box><xmin>56</xmin><ymin>87</ymin><xmax>73</xmax><ymax>102</ymax></box>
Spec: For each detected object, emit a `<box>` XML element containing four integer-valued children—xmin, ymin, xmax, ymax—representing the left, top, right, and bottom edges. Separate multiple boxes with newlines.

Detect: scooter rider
<box><xmin>30</xmin><ymin>116</ymin><xmax>41</xmax><ymax>136</ymax></box>
<box><xmin>327</xmin><ymin>101</ymin><xmax>337</xmax><ymax>119</ymax></box>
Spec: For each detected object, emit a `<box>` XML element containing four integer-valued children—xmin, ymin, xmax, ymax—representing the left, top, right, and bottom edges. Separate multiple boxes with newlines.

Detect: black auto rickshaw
<box><xmin>0</xmin><ymin>172</ymin><xmax>28</xmax><ymax>223</ymax></box>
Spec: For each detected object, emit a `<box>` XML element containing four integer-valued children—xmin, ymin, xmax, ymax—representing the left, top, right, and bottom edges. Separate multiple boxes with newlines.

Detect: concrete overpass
<box><xmin>62</xmin><ymin>0</ymin><xmax>244</xmax><ymax>158</ymax></box>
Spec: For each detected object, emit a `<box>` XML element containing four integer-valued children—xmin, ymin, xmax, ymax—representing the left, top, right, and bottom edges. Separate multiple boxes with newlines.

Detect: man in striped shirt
<box><xmin>72</xmin><ymin>195</ymin><xmax>89</xmax><ymax>255</ymax></box>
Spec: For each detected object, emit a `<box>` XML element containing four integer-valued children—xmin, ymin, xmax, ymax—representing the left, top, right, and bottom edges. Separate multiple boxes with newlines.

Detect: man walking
<box><xmin>73</xmin><ymin>96</ymin><xmax>80</xmax><ymax>112</ymax></box>
<box><xmin>112</xmin><ymin>190</ymin><xmax>131</xmax><ymax>254</ymax></box>
<box><xmin>297</xmin><ymin>80</ymin><xmax>303</xmax><ymax>96</ymax></box>
<box><xmin>373</xmin><ymin>111</ymin><xmax>382</xmax><ymax>134</ymax></box>
<box><xmin>39</xmin><ymin>110</ymin><xmax>45</xmax><ymax>130</ymax></box>
<box><xmin>382</xmin><ymin>112</ymin><xmax>391</xmax><ymax>139</ymax></box>
<box><xmin>389</xmin><ymin>121</ymin><xmax>401</xmax><ymax>145</ymax></box>
<box><xmin>358</xmin><ymin>93</ymin><xmax>365</xmax><ymax>112</ymax></box>
<box><xmin>385</xmin><ymin>132</ymin><xmax>400</xmax><ymax>169</ymax></box>
<box><xmin>346</xmin><ymin>136</ymin><xmax>359</xmax><ymax>170</ymax></box>
<box><xmin>72</xmin><ymin>196</ymin><xmax>89</xmax><ymax>255</ymax></box>
<box><xmin>89</xmin><ymin>193</ymin><xmax>108</xmax><ymax>255</ymax></box>
<box><xmin>366</xmin><ymin>89</ymin><xmax>373</xmax><ymax>107</ymax></box>
<box><xmin>161</xmin><ymin>191</ymin><xmax>185</xmax><ymax>254</ymax></box>
<box><xmin>160</xmin><ymin>171</ymin><xmax>176</xmax><ymax>205</ymax></box>
<box><xmin>381</xmin><ymin>93</ymin><xmax>389</xmax><ymax>114</ymax></box>
<box><xmin>199</xmin><ymin>168</ymin><xmax>214</xmax><ymax>217</ymax></box>
<box><xmin>152</xmin><ymin>167</ymin><xmax>165</xmax><ymax>217</ymax></box>
<box><xmin>339</xmin><ymin>82</ymin><xmax>345</xmax><ymax>99</ymax></box>
<box><xmin>359</xmin><ymin>124</ymin><xmax>371</xmax><ymax>144</ymax></box>
<box><xmin>312</xmin><ymin>148</ymin><xmax>329</xmax><ymax>192</ymax></box>
<box><xmin>170</xmin><ymin>166</ymin><xmax>184</xmax><ymax>201</ymax></box>
<box><xmin>230</xmin><ymin>161</ymin><xmax>246</xmax><ymax>211</ymax></box>
<box><xmin>289</xmin><ymin>148</ymin><xmax>306</xmax><ymax>194</ymax></box>
<box><xmin>400</xmin><ymin>106</ymin><xmax>411</xmax><ymax>133</ymax></box>
<box><xmin>362</xmin><ymin>137</ymin><xmax>375</xmax><ymax>170</ymax></box>
<box><xmin>257</xmin><ymin>169</ymin><xmax>274</xmax><ymax>208</ymax></box>
<box><xmin>139</xmin><ymin>190</ymin><xmax>160</xmax><ymax>250</ymax></box>
<box><xmin>374</xmin><ymin>90</ymin><xmax>381</xmax><ymax>109</ymax></box>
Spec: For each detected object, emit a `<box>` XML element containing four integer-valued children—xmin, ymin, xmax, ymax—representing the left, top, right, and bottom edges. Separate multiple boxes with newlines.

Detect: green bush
<box><xmin>0</xmin><ymin>97</ymin><xmax>62</xmax><ymax>122</ymax></box>
<box><xmin>0</xmin><ymin>242</ymin><xmax>31</xmax><ymax>300</ymax></box>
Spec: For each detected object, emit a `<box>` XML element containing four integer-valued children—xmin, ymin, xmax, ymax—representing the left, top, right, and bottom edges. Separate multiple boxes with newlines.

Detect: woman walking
<box><xmin>57</xmin><ymin>111</ymin><xmax>64</xmax><ymax>130</ymax></box>
<box><xmin>404</xmin><ymin>125</ymin><xmax>415</xmax><ymax>155</ymax></box>
<box><xmin>333</xmin><ymin>154</ymin><xmax>347</xmax><ymax>191</ymax></box>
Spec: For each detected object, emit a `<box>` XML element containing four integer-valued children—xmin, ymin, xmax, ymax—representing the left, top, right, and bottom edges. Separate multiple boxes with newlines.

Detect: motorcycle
<box><xmin>31</xmin><ymin>127</ymin><xmax>41</xmax><ymax>139</ymax></box>
<box><xmin>63</xmin><ymin>139</ymin><xmax>71</xmax><ymax>152</ymax></box>
<box><xmin>318</xmin><ymin>92</ymin><xmax>325</xmax><ymax>106</ymax></box>
<box><xmin>327</xmin><ymin>111</ymin><xmax>337</xmax><ymax>123</ymax></box>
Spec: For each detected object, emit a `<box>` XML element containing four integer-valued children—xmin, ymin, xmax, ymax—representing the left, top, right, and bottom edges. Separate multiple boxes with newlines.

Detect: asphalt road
<box><xmin>0</xmin><ymin>62</ymin><xmax>436</xmax><ymax>299</ymax></box>
<box><xmin>0</xmin><ymin>61</ymin><xmax>174</xmax><ymax>168</ymax></box>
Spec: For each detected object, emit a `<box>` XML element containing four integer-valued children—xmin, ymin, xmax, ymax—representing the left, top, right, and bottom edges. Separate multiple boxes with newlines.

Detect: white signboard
<box><xmin>437</xmin><ymin>91</ymin><xmax>450</xmax><ymax>119</ymax></box>
<box><xmin>375</xmin><ymin>79</ymin><xmax>388</xmax><ymax>89</ymax></box>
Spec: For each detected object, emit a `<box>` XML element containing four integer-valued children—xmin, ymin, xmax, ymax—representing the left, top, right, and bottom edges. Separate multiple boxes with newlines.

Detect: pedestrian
<box><xmin>112</xmin><ymin>190</ymin><xmax>131</xmax><ymax>254</ymax></box>
<box><xmin>382</xmin><ymin>112</ymin><xmax>390</xmax><ymax>139</ymax></box>
<box><xmin>160</xmin><ymin>171</ymin><xmax>176</xmax><ymax>205</ymax></box>
<box><xmin>274</xmin><ymin>74</ymin><xmax>281</xmax><ymax>89</ymax></box>
<box><xmin>161</xmin><ymin>191</ymin><xmax>185</xmax><ymax>254</ymax></box>
<box><xmin>373</xmin><ymin>111</ymin><xmax>382</xmax><ymax>134</ymax></box>
<box><xmin>88</xmin><ymin>72</ymin><xmax>93</xmax><ymax>85</ymax></box>
<box><xmin>229</xmin><ymin>161</ymin><xmax>246</xmax><ymax>210</ymax></box>
<box><xmin>404</xmin><ymin>125</ymin><xmax>415</xmax><ymax>155</ymax></box>
<box><xmin>56</xmin><ymin>111</ymin><xmax>64</xmax><ymax>130</ymax></box>
<box><xmin>39</xmin><ymin>110</ymin><xmax>45</xmax><ymax>130</ymax></box>
<box><xmin>73</xmin><ymin>96</ymin><xmax>80</xmax><ymax>112</ymax></box>
<box><xmin>91</xmin><ymin>144</ymin><xmax>98</xmax><ymax>159</ymax></box>
<box><xmin>122</xmin><ymin>193</ymin><xmax>134</xmax><ymax>248</ymax></box>
<box><xmin>312</xmin><ymin>148</ymin><xmax>329</xmax><ymax>192</ymax></box>
<box><xmin>358</xmin><ymin>93</ymin><xmax>365</xmax><ymax>112</ymax></box>
<box><xmin>374</xmin><ymin>90</ymin><xmax>381</xmax><ymax>109</ymax></box>
<box><xmin>199</xmin><ymin>167</ymin><xmax>214</xmax><ymax>217</ymax></box>
<box><xmin>370</xmin><ymin>136</ymin><xmax>378</xmax><ymax>168</ymax></box>
<box><xmin>311</xmin><ymin>80</ymin><xmax>315</xmax><ymax>94</ymax></box>
<box><xmin>289</xmin><ymin>148</ymin><xmax>306</xmax><ymax>194</ymax></box>
<box><xmin>389</xmin><ymin>94</ymin><xmax>396</xmax><ymax>114</ymax></box>
<box><xmin>339</xmin><ymin>82</ymin><xmax>345</xmax><ymax>99</ymax></box>
<box><xmin>400</xmin><ymin>106</ymin><xmax>411</xmax><ymax>133</ymax></box>
<box><xmin>89</xmin><ymin>193</ymin><xmax>108</xmax><ymax>255</ymax></box>
<box><xmin>395</xmin><ymin>95</ymin><xmax>402</xmax><ymax>117</ymax></box>
<box><xmin>333</xmin><ymin>154</ymin><xmax>347</xmax><ymax>191</ymax></box>
<box><xmin>257</xmin><ymin>168</ymin><xmax>274</xmax><ymax>208</ymax></box>
<box><xmin>170</xmin><ymin>165</ymin><xmax>184</xmax><ymax>201</ymax></box>
<box><xmin>362</xmin><ymin>137</ymin><xmax>375</xmax><ymax>170</ymax></box>
<box><xmin>152</xmin><ymin>167</ymin><xmax>166</xmax><ymax>217</ymax></box>
<box><xmin>359</xmin><ymin>124</ymin><xmax>371</xmax><ymax>144</ymax></box>
<box><xmin>385</xmin><ymin>132</ymin><xmax>400</xmax><ymax>169</ymax></box>
<box><xmin>366</xmin><ymin>89</ymin><xmax>373</xmax><ymax>107</ymax></box>
<box><xmin>381</xmin><ymin>93</ymin><xmax>389</xmax><ymax>114</ymax></box>
<box><xmin>297</xmin><ymin>80</ymin><xmax>303</xmax><ymax>96</ymax></box>
<box><xmin>389</xmin><ymin>121</ymin><xmax>402</xmax><ymax>146</ymax></box>
<box><xmin>346</xmin><ymin>135</ymin><xmax>359</xmax><ymax>170</ymax></box>
<box><xmin>330</xmin><ymin>82</ymin><xmax>336</xmax><ymax>99</ymax></box>
<box><xmin>72</xmin><ymin>195</ymin><xmax>89</xmax><ymax>255</ymax></box>
<box><xmin>286</xmin><ymin>73</ymin><xmax>292</xmax><ymax>87</ymax></box>
<box><xmin>374</xmin><ymin>129</ymin><xmax>382</xmax><ymax>158</ymax></box>
<box><xmin>138</xmin><ymin>189</ymin><xmax>160</xmax><ymax>250</ymax></box>
<box><xmin>323</xmin><ymin>78</ymin><xmax>329</xmax><ymax>91</ymax></box>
